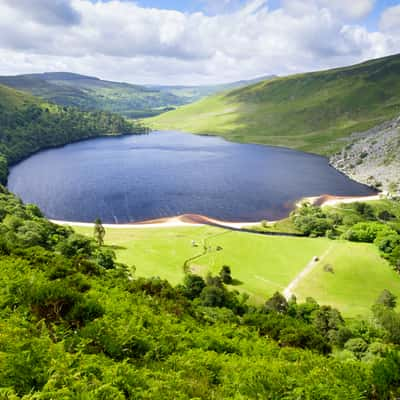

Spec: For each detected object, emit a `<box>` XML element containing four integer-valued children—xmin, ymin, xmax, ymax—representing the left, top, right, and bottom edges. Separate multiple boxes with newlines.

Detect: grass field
<box><xmin>74</xmin><ymin>225</ymin><xmax>400</xmax><ymax>317</ymax></box>
<box><xmin>149</xmin><ymin>53</ymin><xmax>400</xmax><ymax>155</ymax></box>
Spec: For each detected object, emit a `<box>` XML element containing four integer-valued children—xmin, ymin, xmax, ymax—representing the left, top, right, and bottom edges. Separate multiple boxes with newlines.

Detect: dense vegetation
<box><xmin>2</xmin><ymin>186</ymin><xmax>400</xmax><ymax>398</ymax></box>
<box><xmin>0</xmin><ymin>84</ymin><xmax>148</xmax><ymax>184</ymax></box>
<box><xmin>290</xmin><ymin>200</ymin><xmax>400</xmax><ymax>270</ymax></box>
<box><xmin>150</xmin><ymin>53</ymin><xmax>400</xmax><ymax>155</ymax></box>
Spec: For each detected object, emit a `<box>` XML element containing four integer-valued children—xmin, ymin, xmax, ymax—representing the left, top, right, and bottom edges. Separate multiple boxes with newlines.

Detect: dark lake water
<box><xmin>8</xmin><ymin>131</ymin><xmax>375</xmax><ymax>223</ymax></box>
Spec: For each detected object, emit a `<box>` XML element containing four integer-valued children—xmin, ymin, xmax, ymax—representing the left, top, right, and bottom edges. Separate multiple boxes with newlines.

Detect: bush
<box><xmin>343</xmin><ymin>222</ymin><xmax>396</xmax><ymax>243</ymax></box>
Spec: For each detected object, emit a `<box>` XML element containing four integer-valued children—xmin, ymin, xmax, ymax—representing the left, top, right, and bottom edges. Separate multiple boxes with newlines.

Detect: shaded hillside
<box><xmin>150</xmin><ymin>53</ymin><xmax>400</xmax><ymax>155</ymax></box>
<box><xmin>0</xmin><ymin>84</ymin><xmax>147</xmax><ymax>184</ymax></box>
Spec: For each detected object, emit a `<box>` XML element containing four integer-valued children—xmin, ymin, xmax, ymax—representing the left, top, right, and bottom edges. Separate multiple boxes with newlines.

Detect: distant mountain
<box><xmin>150</xmin><ymin>53</ymin><xmax>400</xmax><ymax>155</ymax></box>
<box><xmin>147</xmin><ymin>75</ymin><xmax>276</xmax><ymax>102</ymax></box>
<box><xmin>0</xmin><ymin>73</ymin><xmax>275</xmax><ymax>119</ymax></box>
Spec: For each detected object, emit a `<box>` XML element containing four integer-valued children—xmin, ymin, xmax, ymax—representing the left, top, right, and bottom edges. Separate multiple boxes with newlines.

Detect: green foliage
<box><xmin>219</xmin><ymin>265</ymin><xmax>232</xmax><ymax>284</ymax></box>
<box><xmin>265</xmin><ymin>291</ymin><xmax>289</xmax><ymax>313</ymax></box>
<box><xmin>376</xmin><ymin>289</ymin><xmax>397</xmax><ymax>309</ymax></box>
<box><xmin>1</xmin><ymin>190</ymin><xmax>400</xmax><ymax>397</ymax></box>
<box><xmin>291</xmin><ymin>203</ymin><xmax>333</xmax><ymax>237</ymax></box>
<box><xmin>343</xmin><ymin>222</ymin><xmax>396</xmax><ymax>243</ymax></box>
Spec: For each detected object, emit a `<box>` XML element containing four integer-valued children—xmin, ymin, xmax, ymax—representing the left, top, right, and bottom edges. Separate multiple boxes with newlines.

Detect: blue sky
<box><xmin>365</xmin><ymin>0</ymin><xmax>400</xmax><ymax>29</ymax></box>
<box><xmin>0</xmin><ymin>0</ymin><xmax>399</xmax><ymax>84</ymax></box>
<box><xmin>117</xmin><ymin>0</ymin><xmax>399</xmax><ymax>26</ymax></box>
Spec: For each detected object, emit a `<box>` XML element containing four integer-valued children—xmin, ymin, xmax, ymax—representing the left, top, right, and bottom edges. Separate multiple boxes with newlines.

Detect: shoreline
<box><xmin>51</xmin><ymin>214</ymin><xmax>263</xmax><ymax>229</ymax></box>
<box><xmin>51</xmin><ymin>193</ymin><xmax>384</xmax><ymax>230</ymax></box>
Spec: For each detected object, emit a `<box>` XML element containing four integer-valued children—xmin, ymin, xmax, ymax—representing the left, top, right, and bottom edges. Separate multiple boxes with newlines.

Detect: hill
<box><xmin>0</xmin><ymin>73</ymin><xmax>275</xmax><ymax>119</ymax></box>
<box><xmin>0</xmin><ymin>72</ymin><xmax>184</xmax><ymax>118</ymax></box>
<box><xmin>0</xmin><ymin>84</ymin><xmax>147</xmax><ymax>184</ymax></box>
<box><xmin>149</xmin><ymin>53</ymin><xmax>400</xmax><ymax>155</ymax></box>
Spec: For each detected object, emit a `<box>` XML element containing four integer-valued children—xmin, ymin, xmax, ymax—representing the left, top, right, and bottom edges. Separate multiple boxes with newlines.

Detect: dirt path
<box><xmin>283</xmin><ymin>245</ymin><xmax>334</xmax><ymax>300</ymax></box>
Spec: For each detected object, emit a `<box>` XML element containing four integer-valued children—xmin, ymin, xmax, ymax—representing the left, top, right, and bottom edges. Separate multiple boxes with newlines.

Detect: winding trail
<box><xmin>283</xmin><ymin>244</ymin><xmax>335</xmax><ymax>300</ymax></box>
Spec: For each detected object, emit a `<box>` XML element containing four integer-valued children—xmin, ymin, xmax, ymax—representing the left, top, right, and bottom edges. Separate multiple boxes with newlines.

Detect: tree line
<box><xmin>0</xmin><ymin>101</ymin><xmax>149</xmax><ymax>184</ymax></box>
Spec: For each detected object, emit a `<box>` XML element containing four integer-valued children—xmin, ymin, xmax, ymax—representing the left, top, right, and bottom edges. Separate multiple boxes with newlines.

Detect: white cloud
<box><xmin>380</xmin><ymin>5</ymin><xmax>400</xmax><ymax>34</ymax></box>
<box><xmin>0</xmin><ymin>0</ymin><xmax>398</xmax><ymax>85</ymax></box>
<box><xmin>319</xmin><ymin>0</ymin><xmax>375</xmax><ymax>19</ymax></box>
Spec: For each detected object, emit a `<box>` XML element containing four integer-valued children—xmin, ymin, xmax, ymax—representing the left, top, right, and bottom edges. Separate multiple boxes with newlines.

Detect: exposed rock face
<box><xmin>330</xmin><ymin>115</ymin><xmax>400</xmax><ymax>194</ymax></box>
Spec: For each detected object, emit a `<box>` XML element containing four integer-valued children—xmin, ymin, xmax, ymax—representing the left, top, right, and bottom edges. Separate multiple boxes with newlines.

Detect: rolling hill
<box><xmin>149</xmin><ymin>53</ymin><xmax>400</xmax><ymax>155</ymax></box>
<box><xmin>0</xmin><ymin>72</ymin><xmax>184</xmax><ymax>118</ymax></box>
<box><xmin>0</xmin><ymin>72</ymin><xmax>275</xmax><ymax>119</ymax></box>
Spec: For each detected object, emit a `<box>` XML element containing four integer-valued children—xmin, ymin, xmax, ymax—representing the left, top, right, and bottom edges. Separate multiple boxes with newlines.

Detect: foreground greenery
<box><xmin>0</xmin><ymin>84</ymin><xmax>148</xmax><ymax>184</ymax></box>
<box><xmin>150</xmin><ymin>53</ymin><xmax>400</xmax><ymax>154</ymax></box>
<box><xmin>2</xmin><ymin>187</ymin><xmax>400</xmax><ymax>398</ymax></box>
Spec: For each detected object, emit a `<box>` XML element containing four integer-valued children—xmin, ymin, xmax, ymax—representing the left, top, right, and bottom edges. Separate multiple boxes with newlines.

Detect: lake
<box><xmin>8</xmin><ymin>130</ymin><xmax>375</xmax><ymax>223</ymax></box>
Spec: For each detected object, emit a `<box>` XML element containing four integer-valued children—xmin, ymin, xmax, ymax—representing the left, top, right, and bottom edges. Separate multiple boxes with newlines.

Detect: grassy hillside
<box><xmin>0</xmin><ymin>84</ymin><xmax>147</xmax><ymax>184</ymax></box>
<box><xmin>0</xmin><ymin>72</ymin><xmax>184</xmax><ymax>118</ymax></box>
<box><xmin>0</xmin><ymin>72</ymin><xmax>275</xmax><ymax>119</ymax></box>
<box><xmin>150</xmin><ymin>53</ymin><xmax>400</xmax><ymax>155</ymax></box>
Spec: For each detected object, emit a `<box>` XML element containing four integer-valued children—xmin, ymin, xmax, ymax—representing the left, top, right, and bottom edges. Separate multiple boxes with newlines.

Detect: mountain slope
<box><xmin>0</xmin><ymin>73</ymin><xmax>275</xmax><ymax>119</ymax></box>
<box><xmin>149</xmin><ymin>53</ymin><xmax>400</xmax><ymax>155</ymax></box>
<box><xmin>0</xmin><ymin>84</ymin><xmax>146</xmax><ymax>184</ymax></box>
<box><xmin>0</xmin><ymin>73</ymin><xmax>184</xmax><ymax>118</ymax></box>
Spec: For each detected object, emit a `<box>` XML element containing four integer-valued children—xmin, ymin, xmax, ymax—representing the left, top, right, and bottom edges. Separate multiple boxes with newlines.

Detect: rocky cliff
<box><xmin>330</xmin><ymin>115</ymin><xmax>400</xmax><ymax>194</ymax></box>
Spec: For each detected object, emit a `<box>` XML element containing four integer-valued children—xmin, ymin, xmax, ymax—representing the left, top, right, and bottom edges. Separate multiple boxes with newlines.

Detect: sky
<box><xmin>0</xmin><ymin>0</ymin><xmax>399</xmax><ymax>85</ymax></box>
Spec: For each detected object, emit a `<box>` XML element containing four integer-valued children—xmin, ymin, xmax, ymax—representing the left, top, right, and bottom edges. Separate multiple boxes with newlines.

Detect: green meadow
<box><xmin>74</xmin><ymin>225</ymin><xmax>399</xmax><ymax>317</ymax></box>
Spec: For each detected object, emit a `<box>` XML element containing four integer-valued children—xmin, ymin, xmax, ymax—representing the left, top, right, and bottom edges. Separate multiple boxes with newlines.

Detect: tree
<box><xmin>376</xmin><ymin>289</ymin><xmax>397</xmax><ymax>309</ymax></box>
<box><xmin>219</xmin><ymin>265</ymin><xmax>233</xmax><ymax>284</ymax></box>
<box><xmin>183</xmin><ymin>273</ymin><xmax>206</xmax><ymax>300</ymax></box>
<box><xmin>94</xmin><ymin>218</ymin><xmax>106</xmax><ymax>246</ymax></box>
<box><xmin>265</xmin><ymin>292</ymin><xmax>288</xmax><ymax>314</ymax></box>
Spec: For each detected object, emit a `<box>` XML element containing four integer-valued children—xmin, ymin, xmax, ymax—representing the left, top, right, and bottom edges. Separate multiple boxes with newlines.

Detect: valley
<box><xmin>1</xmin><ymin>46</ymin><xmax>400</xmax><ymax>398</ymax></box>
